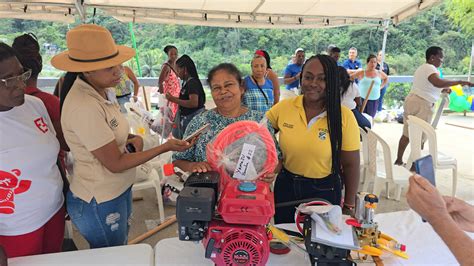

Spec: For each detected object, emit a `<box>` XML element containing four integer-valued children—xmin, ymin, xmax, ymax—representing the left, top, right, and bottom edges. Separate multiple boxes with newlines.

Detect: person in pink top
<box><xmin>158</xmin><ymin>45</ymin><xmax>180</xmax><ymax>119</ymax></box>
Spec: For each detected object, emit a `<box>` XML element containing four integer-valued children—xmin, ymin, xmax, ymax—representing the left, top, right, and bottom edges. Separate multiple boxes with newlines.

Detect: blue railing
<box><xmin>37</xmin><ymin>75</ymin><xmax>472</xmax><ymax>89</ymax></box>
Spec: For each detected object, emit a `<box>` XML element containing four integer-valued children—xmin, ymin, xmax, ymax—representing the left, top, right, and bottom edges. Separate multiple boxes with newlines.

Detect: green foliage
<box><xmin>384</xmin><ymin>83</ymin><xmax>412</xmax><ymax>108</ymax></box>
<box><xmin>446</xmin><ymin>0</ymin><xmax>474</xmax><ymax>36</ymax></box>
<box><xmin>0</xmin><ymin>4</ymin><xmax>471</xmax><ymax>107</ymax></box>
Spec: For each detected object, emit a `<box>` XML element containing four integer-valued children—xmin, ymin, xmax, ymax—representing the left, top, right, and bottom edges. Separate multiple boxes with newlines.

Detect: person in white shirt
<box><xmin>338</xmin><ymin>66</ymin><xmax>371</xmax><ymax>129</ymax></box>
<box><xmin>0</xmin><ymin>43</ymin><xmax>65</xmax><ymax>259</ymax></box>
<box><xmin>395</xmin><ymin>46</ymin><xmax>473</xmax><ymax>166</ymax></box>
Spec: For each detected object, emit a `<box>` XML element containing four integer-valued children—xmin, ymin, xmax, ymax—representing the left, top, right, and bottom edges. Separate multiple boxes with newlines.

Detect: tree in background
<box><xmin>0</xmin><ymin>2</ymin><xmax>471</xmax><ymax>108</ymax></box>
<box><xmin>446</xmin><ymin>0</ymin><xmax>473</xmax><ymax>36</ymax></box>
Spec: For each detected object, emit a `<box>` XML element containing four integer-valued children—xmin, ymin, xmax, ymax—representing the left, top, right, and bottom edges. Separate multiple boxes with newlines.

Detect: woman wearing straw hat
<box><xmin>51</xmin><ymin>24</ymin><xmax>193</xmax><ymax>248</ymax></box>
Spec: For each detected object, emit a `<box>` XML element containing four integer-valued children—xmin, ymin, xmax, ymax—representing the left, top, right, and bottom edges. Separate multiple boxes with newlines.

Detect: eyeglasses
<box><xmin>0</xmin><ymin>69</ymin><xmax>32</xmax><ymax>88</ymax></box>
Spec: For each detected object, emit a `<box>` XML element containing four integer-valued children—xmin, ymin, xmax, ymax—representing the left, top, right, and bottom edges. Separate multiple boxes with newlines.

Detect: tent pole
<box><xmin>380</xmin><ymin>19</ymin><xmax>390</xmax><ymax>66</ymax></box>
<box><xmin>75</xmin><ymin>0</ymin><xmax>86</xmax><ymax>23</ymax></box>
<box><xmin>129</xmin><ymin>22</ymin><xmax>142</xmax><ymax>77</ymax></box>
<box><xmin>468</xmin><ymin>39</ymin><xmax>473</xmax><ymax>82</ymax></box>
<box><xmin>462</xmin><ymin>40</ymin><xmax>473</xmax><ymax>117</ymax></box>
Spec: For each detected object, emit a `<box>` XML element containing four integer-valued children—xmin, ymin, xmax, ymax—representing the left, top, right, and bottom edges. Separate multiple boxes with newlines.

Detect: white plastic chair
<box><xmin>406</xmin><ymin>115</ymin><xmax>458</xmax><ymax>196</ymax></box>
<box><xmin>132</xmin><ymin>164</ymin><xmax>166</xmax><ymax>224</ymax></box>
<box><xmin>359</xmin><ymin>127</ymin><xmax>370</xmax><ymax>192</ymax></box>
<box><xmin>367</xmin><ymin>129</ymin><xmax>411</xmax><ymax>201</ymax></box>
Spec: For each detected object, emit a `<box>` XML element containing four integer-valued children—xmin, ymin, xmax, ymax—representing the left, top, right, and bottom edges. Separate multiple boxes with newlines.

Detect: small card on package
<box><xmin>233</xmin><ymin>143</ymin><xmax>256</xmax><ymax>180</ymax></box>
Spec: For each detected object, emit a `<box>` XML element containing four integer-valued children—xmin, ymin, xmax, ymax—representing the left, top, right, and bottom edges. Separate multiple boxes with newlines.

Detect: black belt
<box><xmin>116</xmin><ymin>93</ymin><xmax>131</xmax><ymax>99</ymax></box>
<box><xmin>280</xmin><ymin>168</ymin><xmax>338</xmax><ymax>182</ymax></box>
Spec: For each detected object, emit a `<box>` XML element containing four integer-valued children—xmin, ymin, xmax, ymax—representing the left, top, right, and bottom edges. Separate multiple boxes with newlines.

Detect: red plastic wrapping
<box><xmin>206</xmin><ymin>120</ymin><xmax>277</xmax><ymax>191</ymax></box>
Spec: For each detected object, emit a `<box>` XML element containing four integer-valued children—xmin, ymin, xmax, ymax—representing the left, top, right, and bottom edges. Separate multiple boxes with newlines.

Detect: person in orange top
<box><xmin>12</xmin><ymin>33</ymin><xmax>69</xmax><ymax>165</ymax></box>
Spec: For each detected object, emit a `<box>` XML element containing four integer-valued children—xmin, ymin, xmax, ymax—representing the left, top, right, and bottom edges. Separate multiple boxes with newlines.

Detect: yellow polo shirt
<box><xmin>266</xmin><ymin>96</ymin><xmax>360</xmax><ymax>178</ymax></box>
<box><xmin>61</xmin><ymin>77</ymin><xmax>135</xmax><ymax>203</ymax></box>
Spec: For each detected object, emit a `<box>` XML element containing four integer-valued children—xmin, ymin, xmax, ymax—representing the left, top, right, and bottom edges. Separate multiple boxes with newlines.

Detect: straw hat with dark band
<box><xmin>51</xmin><ymin>24</ymin><xmax>135</xmax><ymax>72</ymax></box>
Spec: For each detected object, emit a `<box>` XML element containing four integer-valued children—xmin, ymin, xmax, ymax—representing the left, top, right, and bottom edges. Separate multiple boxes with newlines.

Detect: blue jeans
<box><xmin>378</xmin><ymin>86</ymin><xmax>387</xmax><ymax>112</ymax></box>
<box><xmin>66</xmin><ymin>187</ymin><xmax>132</xmax><ymax>248</ymax></box>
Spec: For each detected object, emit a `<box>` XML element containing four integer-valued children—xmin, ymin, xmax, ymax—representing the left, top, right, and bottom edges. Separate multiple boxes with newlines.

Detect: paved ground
<box><xmin>71</xmin><ymin>112</ymin><xmax>474</xmax><ymax>250</ymax></box>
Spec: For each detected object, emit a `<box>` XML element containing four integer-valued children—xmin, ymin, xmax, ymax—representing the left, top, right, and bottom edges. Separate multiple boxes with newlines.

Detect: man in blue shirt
<box><xmin>282</xmin><ymin>48</ymin><xmax>305</xmax><ymax>99</ymax></box>
<box><xmin>342</xmin><ymin>47</ymin><xmax>362</xmax><ymax>75</ymax></box>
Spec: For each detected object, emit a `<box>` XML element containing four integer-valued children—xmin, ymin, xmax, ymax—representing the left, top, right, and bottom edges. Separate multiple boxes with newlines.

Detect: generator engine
<box><xmin>176</xmin><ymin>120</ymin><xmax>278</xmax><ymax>265</ymax></box>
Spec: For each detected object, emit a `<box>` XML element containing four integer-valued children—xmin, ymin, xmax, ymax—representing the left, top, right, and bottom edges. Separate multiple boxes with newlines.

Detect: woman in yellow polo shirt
<box><xmin>267</xmin><ymin>54</ymin><xmax>360</xmax><ymax>224</ymax></box>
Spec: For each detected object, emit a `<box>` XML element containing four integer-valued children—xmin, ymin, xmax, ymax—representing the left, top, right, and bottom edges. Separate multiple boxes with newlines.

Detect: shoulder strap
<box><xmin>250</xmin><ymin>76</ymin><xmax>269</xmax><ymax>105</ymax></box>
<box><xmin>57</xmin><ymin>157</ymin><xmax>70</xmax><ymax>199</ymax></box>
<box><xmin>164</xmin><ymin>62</ymin><xmax>178</xmax><ymax>76</ymax></box>
<box><xmin>182</xmin><ymin>77</ymin><xmax>194</xmax><ymax>88</ymax></box>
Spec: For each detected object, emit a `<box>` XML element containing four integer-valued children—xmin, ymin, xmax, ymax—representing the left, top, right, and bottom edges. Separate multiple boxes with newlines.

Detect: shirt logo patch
<box><xmin>318</xmin><ymin>129</ymin><xmax>328</xmax><ymax>140</ymax></box>
<box><xmin>109</xmin><ymin>118</ymin><xmax>119</xmax><ymax>129</ymax></box>
<box><xmin>0</xmin><ymin>169</ymin><xmax>32</xmax><ymax>214</ymax></box>
<box><xmin>34</xmin><ymin>117</ymin><xmax>49</xmax><ymax>133</ymax></box>
<box><xmin>283</xmin><ymin>122</ymin><xmax>294</xmax><ymax>129</ymax></box>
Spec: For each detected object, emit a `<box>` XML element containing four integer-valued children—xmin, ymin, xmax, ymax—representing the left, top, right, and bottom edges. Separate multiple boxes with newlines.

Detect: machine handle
<box><xmin>205</xmin><ymin>238</ymin><xmax>216</xmax><ymax>258</ymax></box>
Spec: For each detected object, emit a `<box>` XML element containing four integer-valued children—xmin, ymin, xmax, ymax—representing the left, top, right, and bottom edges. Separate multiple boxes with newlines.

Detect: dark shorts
<box><xmin>361</xmin><ymin>99</ymin><xmax>379</xmax><ymax>118</ymax></box>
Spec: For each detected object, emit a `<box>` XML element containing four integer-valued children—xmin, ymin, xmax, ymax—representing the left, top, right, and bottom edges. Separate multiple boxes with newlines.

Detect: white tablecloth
<box><xmin>154</xmin><ymin>209</ymin><xmax>474</xmax><ymax>265</ymax></box>
<box><xmin>8</xmin><ymin>244</ymin><xmax>154</xmax><ymax>266</ymax></box>
<box><xmin>374</xmin><ymin>209</ymin><xmax>473</xmax><ymax>265</ymax></box>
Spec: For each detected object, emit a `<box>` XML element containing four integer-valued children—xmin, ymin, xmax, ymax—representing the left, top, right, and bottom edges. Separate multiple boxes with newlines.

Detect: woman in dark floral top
<box><xmin>173</xmin><ymin>63</ymin><xmax>281</xmax><ymax>182</ymax></box>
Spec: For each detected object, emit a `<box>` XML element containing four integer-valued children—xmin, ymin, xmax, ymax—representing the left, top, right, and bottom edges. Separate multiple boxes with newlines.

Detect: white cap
<box><xmin>294</xmin><ymin>47</ymin><xmax>304</xmax><ymax>55</ymax></box>
<box><xmin>327</xmin><ymin>44</ymin><xmax>336</xmax><ymax>52</ymax></box>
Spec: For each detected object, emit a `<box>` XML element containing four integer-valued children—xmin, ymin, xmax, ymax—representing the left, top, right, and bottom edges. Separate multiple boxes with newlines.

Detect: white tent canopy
<box><xmin>0</xmin><ymin>0</ymin><xmax>440</xmax><ymax>28</ymax></box>
<box><xmin>0</xmin><ymin>1</ymin><xmax>76</xmax><ymax>23</ymax></box>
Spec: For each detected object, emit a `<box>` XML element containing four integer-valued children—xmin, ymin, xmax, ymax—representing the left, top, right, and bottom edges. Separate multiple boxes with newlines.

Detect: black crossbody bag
<box><xmin>251</xmin><ymin>76</ymin><xmax>269</xmax><ymax>105</ymax></box>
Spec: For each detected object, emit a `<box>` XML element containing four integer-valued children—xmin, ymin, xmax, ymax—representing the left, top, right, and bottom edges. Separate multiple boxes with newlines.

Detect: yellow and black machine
<box><xmin>269</xmin><ymin>192</ymin><xmax>409</xmax><ymax>265</ymax></box>
<box><xmin>346</xmin><ymin>192</ymin><xmax>409</xmax><ymax>264</ymax></box>
<box><xmin>268</xmin><ymin>192</ymin><xmax>408</xmax><ymax>265</ymax></box>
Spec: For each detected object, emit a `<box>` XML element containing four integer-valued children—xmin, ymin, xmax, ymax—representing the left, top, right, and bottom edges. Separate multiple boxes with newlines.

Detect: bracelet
<box><xmin>342</xmin><ymin>206</ymin><xmax>355</xmax><ymax>211</ymax></box>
